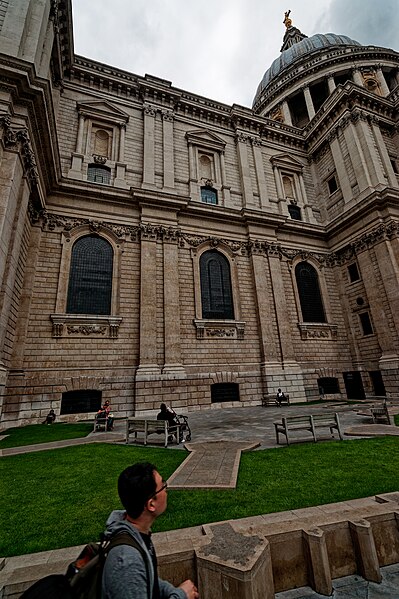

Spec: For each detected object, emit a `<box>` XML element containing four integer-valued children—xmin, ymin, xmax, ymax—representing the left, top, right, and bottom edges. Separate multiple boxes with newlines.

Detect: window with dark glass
<box><xmin>327</xmin><ymin>175</ymin><xmax>338</xmax><ymax>195</ymax></box>
<box><xmin>61</xmin><ymin>390</ymin><xmax>102</xmax><ymax>414</ymax></box>
<box><xmin>200</xmin><ymin>186</ymin><xmax>218</xmax><ymax>205</ymax></box>
<box><xmin>359</xmin><ymin>312</ymin><xmax>373</xmax><ymax>336</ymax></box>
<box><xmin>295</xmin><ymin>261</ymin><xmax>326</xmax><ymax>323</ymax></box>
<box><xmin>67</xmin><ymin>235</ymin><xmax>113</xmax><ymax>315</ymax></box>
<box><xmin>200</xmin><ymin>250</ymin><xmax>234</xmax><ymax>319</ymax></box>
<box><xmin>348</xmin><ymin>263</ymin><xmax>360</xmax><ymax>283</ymax></box>
<box><xmin>288</xmin><ymin>204</ymin><xmax>302</xmax><ymax>220</ymax></box>
<box><xmin>87</xmin><ymin>164</ymin><xmax>111</xmax><ymax>184</ymax></box>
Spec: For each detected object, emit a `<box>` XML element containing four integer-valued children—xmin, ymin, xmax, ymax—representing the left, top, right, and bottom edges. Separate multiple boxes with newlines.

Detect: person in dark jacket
<box><xmin>102</xmin><ymin>462</ymin><xmax>198</xmax><ymax>599</ymax></box>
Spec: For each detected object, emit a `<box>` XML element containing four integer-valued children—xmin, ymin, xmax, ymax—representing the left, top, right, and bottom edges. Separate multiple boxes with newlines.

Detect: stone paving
<box><xmin>276</xmin><ymin>563</ymin><xmax>399</xmax><ymax>598</ymax></box>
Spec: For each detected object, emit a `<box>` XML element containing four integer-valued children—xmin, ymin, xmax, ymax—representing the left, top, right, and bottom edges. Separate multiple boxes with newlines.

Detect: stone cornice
<box><xmin>38</xmin><ymin>210</ymin><xmax>398</xmax><ymax>267</ymax></box>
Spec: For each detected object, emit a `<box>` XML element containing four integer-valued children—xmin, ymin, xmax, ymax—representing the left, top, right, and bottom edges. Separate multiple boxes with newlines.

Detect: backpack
<box><xmin>20</xmin><ymin>532</ymin><xmax>149</xmax><ymax>599</ymax></box>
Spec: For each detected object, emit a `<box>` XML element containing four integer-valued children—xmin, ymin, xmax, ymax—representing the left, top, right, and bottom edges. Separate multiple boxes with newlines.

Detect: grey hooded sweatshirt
<box><xmin>101</xmin><ymin>510</ymin><xmax>186</xmax><ymax>599</ymax></box>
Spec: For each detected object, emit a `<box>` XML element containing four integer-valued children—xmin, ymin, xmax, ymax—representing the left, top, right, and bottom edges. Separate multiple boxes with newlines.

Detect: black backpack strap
<box><xmin>106</xmin><ymin>532</ymin><xmax>151</xmax><ymax>599</ymax></box>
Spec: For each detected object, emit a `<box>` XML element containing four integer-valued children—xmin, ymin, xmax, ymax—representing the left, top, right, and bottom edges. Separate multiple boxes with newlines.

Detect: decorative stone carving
<box><xmin>92</xmin><ymin>154</ymin><xmax>107</xmax><ymax>164</ymax></box>
<box><xmin>144</xmin><ymin>104</ymin><xmax>157</xmax><ymax>117</ymax></box>
<box><xmin>298</xmin><ymin>323</ymin><xmax>338</xmax><ymax>340</ymax></box>
<box><xmin>50</xmin><ymin>315</ymin><xmax>122</xmax><ymax>338</ymax></box>
<box><xmin>161</xmin><ymin>110</ymin><xmax>174</xmax><ymax>122</ymax></box>
<box><xmin>270</xmin><ymin>106</ymin><xmax>284</xmax><ymax>123</ymax></box>
<box><xmin>194</xmin><ymin>319</ymin><xmax>245</xmax><ymax>340</ymax></box>
<box><xmin>0</xmin><ymin>116</ymin><xmax>39</xmax><ymax>187</ymax></box>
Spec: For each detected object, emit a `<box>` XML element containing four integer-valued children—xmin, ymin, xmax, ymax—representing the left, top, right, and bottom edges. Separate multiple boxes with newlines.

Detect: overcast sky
<box><xmin>72</xmin><ymin>0</ymin><xmax>398</xmax><ymax>108</ymax></box>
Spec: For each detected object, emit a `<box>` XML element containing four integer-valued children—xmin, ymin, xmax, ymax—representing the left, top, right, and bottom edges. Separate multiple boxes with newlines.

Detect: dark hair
<box><xmin>118</xmin><ymin>462</ymin><xmax>157</xmax><ymax>518</ymax></box>
<box><xmin>160</xmin><ymin>403</ymin><xmax>167</xmax><ymax>411</ymax></box>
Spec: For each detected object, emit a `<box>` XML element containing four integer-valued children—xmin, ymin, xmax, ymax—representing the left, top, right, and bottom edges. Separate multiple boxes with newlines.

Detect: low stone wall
<box><xmin>1</xmin><ymin>493</ymin><xmax>399</xmax><ymax>598</ymax></box>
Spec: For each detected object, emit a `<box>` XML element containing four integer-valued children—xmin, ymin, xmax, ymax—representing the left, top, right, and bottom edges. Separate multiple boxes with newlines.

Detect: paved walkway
<box><xmin>1</xmin><ymin>403</ymin><xmax>398</xmax><ymax>490</ymax></box>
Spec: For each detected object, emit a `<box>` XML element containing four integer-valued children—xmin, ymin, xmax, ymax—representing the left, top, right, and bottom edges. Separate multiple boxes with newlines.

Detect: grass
<box><xmin>0</xmin><ymin>423</ymin><xmax>93</xmax><ymax>448</ymax></box>
<box><xmin>1</xmin><ymin>436</ymin><xmax>398</xmax><ymax>557</ymax></box>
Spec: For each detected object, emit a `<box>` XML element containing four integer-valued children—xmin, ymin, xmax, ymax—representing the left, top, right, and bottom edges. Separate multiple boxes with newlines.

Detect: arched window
<box><xmin>200</xmin><ymin>250</ymin><xmax>234</xmax><ymax>319</ymax></box>
<box><xmin>67</xmin><ymin>235</ymin><xmax>113</xmax><ymax>315</ymax></box>
<box><xmin>87</xmin><ymin>164</ymin><xmax>111</xmax><ymax>184</ymax></box>
<box><xmin>295</xmin><ymin>261</ymin><xmax>326</xmax><ymax>323</ymax></box>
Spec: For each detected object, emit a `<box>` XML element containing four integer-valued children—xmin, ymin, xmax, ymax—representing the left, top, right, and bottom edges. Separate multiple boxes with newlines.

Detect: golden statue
<box><xmin>284</xmin><ymin>10</ymin><xmax>292</xmax><ymax>28</ymax></box>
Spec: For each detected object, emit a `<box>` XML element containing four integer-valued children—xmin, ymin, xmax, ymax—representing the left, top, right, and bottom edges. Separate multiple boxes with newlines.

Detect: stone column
<box><xmin>329</xmin><ymin>129</ymin><xmax>353</xmax><ymax>202</ymax></box>
<box><xmin>118</xmin><ymin>123</ymin><xmax>126</xmax><ymax>162</ymax></box>
<box><xmin>327</xmin><ymin>75</ymin><xmax>336</xmax><ymax>94</ymax></box>
<box><xmin>251</xmin><ymin>138</ymin><xmax>269</xmax><ymax>208</ymax></box>
<box><xmin>220</xmin><ymin>152</ymin><xmax>231</xmax><ymax>204</ymax></box>
<box><xmin>162</xmin><ymin>110</ymin><xmax>175</xmax><ymax>190</ymax></box>
<box><xmin>352</xmin><ymin>112</ymin><xmax>386</xmax><ymax>187</ymax></box>
<box><xmin>342</xmin><ymin>118</ymin><xmax>372</xmax><ymax>192</ymax></box>
<box><xmin>268</xmin><ymin>254</ymin><xmax>297</xmax><ymax>366</ymax></box>
<box><xmin>375</xmin><ymin>67</ymin><xmax>390</xmax><ymax>96</ymax></box>
<box><xmin>281</xmin><ymin>101</ymin><xmax>293</xmax><ymax>126</ymax></box>
<box><xmin>163</xmin><ymin>238</ymin><xmax>185</xmax><ymax>374</ymax></box>
<box><xmin>137</xmin><ymin>234</ymin><xmax>160</xmax><ymax>375</ymax></box>
<box><xmin>352</xmin><ymin>69</ymin><xmax>364</xmax><ymax>87</ymax></box>
<box><xmin>373</xmin><ymin>239</ymin><xmax>399</xmax><ymax>341</ymax></box>
<box><xmin>303</xmin><ymin>86</ymin><xmax>316</xmax><ymax>120</ymax></box>
<box><xmin>356</xmin><ymin>248</ymin><xmax>398</xmax><ymax>365</ymax></box>
<box><xmin>235</xmin><ymin>132</ymin><xmax>254</xmax><ymax>207</ymax></box>
<box><xmin>250</xmin><ymin>251</ymin><xmax>279</xmax><ymax>370</ymax></box>
<box><xmin>142</xmin><ymin>104</ymin><xmax>156</xmax><ymax>188</ymax></box>
<box><xmin>76</xmin><ymin>114</ymin><xmax>85</xmax><ymax>154</ymax></box>
<box><xmin>369</xmin><ymin>117</ymin><xmax>399</xmax><ymax>188</ymax></box>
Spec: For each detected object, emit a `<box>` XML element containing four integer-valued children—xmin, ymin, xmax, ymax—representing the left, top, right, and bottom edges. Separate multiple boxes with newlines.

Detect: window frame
<box><xmin>191</xmin><ymin>241</ymin><xmax>245</xmax><ymax>340</ymax></box>
<box><xmin>294</xmin><ymin>260</ymin><xmax>326</xmax><ymax>323</ymax></box>
<box><xmin>50</xmin><ymin>224</ymin><xmax>124</xmax><ymax>338</ymax></box>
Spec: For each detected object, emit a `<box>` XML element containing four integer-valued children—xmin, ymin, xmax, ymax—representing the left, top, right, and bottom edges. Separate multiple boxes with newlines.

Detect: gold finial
<box><xmin>283</xmin><ymin>10</ymin><xmax>292</xmax><ymax>28</ymax></box>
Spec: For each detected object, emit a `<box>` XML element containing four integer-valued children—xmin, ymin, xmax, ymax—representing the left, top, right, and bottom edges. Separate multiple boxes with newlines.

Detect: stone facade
<box><xmin>0</xmin><ymin>1</ymin><xmax>398</xmax><ymax>424</ymax></box>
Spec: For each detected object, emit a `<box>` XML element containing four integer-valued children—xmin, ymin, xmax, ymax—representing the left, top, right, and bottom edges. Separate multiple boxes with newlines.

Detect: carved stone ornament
<box><xmin>92</xmin><ymin>154</ymin><xmax>107</xmax><ymax>164</ymax></box>
<box><xmin>50</xmin><ymin>315</ymin><xmax>122</xmax><ymax>338</ymax></box>
<box><xmin>193</xmin><ymin>319</ymin><xmax>245</xmax><ymax>340</ymax></box>
<box><xmin>0</xmin><ymin>116</ymin><xmax>39</xmax><ymax>187</ymax></box>
<box><xmin>298</xmin><ymin>322</ymin><xmax>338</xmax><ymax>341</ymax></box>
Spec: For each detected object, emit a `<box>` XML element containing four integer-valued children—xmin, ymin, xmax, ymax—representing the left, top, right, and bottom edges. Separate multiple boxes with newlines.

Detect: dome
<box><xmin>253</xmin><ymin>33</ymin><xmax>362</xmax><ymax>107</ymax></box>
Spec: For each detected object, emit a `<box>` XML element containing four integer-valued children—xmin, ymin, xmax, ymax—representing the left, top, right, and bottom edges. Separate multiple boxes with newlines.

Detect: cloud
<box><xmin>319</xmin><ymin>0</ymin><xmax>398</xmax><ymax>49</ymax></box>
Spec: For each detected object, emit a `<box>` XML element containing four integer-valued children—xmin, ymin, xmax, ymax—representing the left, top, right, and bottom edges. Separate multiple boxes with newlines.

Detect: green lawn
<box><xmin>1</xmin><ymin>437</ymin><xmax>398</xmax><ymax>557</ymax></box>
<box><xmin>0</xmin><ymin>423</ymin><xmax>93</xmax><ymax>449</ymax></box>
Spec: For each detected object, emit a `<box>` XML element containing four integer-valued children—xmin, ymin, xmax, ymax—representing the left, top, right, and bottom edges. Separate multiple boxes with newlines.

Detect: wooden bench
<box><xmin>371</xmin><ymin>404</ymin><xmax>391</xmax><ymax>425</ymax></box>
<box><xmin>274</xmin><ymin>412</ymin><xmax>342</xmax><ymax>445</ymax></box>
<box><xmin>311</xmin><ymin>413</ymin><xmax>342</xmax><ymax>441</ymax></box>
<box><xmin>274</xmin><ymin>415</ymin><xmax>314</xmax><ymax>445</ymax></box>
<box><xmin>93</xmin><ymin>413</ymin><xmax>108</xmax><ymax>432</ymax></box>
<box><xmin>125</xmin><ymin>418</ymin><xmax>180</xmax><ymax>448</ymax></box>
<box><xmin>262</xmin><ymin>393</ymin><xmax>290</xmax><ymax>407</ymax></box>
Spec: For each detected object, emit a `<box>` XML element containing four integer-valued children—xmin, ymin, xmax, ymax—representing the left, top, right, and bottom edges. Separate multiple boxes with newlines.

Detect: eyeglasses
<box><xmin>151</xmin><ymin>480</ymin><xmax>168</xmax><ymax>498</ymax></box>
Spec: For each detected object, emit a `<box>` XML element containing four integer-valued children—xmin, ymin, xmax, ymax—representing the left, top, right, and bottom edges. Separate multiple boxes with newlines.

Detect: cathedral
<box><xmin>0</xmin><ymin>1</ymin><xmax>398</xmax><ymax>425</ymax></box>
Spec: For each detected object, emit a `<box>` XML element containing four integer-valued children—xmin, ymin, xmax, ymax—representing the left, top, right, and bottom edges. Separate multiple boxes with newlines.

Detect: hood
<box><xmin>103</xmin><ymin>509</ymin><xmax>142</xmax><ymax>541</ymax></box>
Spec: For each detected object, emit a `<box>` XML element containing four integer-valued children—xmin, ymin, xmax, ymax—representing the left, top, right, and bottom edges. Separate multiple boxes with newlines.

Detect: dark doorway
<box><xmin>343</xmin><ymin>372</ymin><xmax>365</xmax><ymax>400</ymax></box>
<box><xmin>369</xmin><ymin>371</ymin><xmax>386</xmax><ymax>397</ymax></box>
<box><xmin>211</xmin><ymin>383</ymin><xmax>239</xmax><ymax>403</ymax></box>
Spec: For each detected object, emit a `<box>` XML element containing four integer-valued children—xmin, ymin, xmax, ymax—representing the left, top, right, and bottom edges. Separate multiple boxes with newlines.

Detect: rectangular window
<box><xmin>359</xmin><ymin>312</ymin><xmax>373</xmax><ymax>336</ymax></box>
<box><xmin>348</xmin><ymin>263</ymin><xmax>360</xmax><ymax>283</ymax></box>
<box><xmin>288</xmin><ymin>204</ymin><xmax>302</xmax><ymax>220</ymax></box>
<box><xmin>327</xmin><ymin>175</ymin><xmax>338</xmax><ymax>195</ymax></box>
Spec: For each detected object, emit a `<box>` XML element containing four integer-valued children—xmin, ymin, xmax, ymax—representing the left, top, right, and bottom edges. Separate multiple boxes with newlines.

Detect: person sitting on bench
<box><xmin>157</xmin><ymin>403</ymin><xmax>182</xmax><ymax>442</ymax></box>
<box><xmin>276</xmin><ymin>388</ymin><xmax>287</xmax><ymax>407</ymax></box>
<box><xmin>97</xmin><ymin>400</ymin><xmax>114</xmax><ymax>431</ymax></box>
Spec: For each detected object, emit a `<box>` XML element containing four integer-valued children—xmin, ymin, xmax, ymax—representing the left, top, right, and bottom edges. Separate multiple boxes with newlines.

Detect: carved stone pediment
<box><xmin>186</xmin><ymin>129</ymin><xmax>226</xmax><ymax>151</ymax></box>
<box><xmin>77</xmin><ymin>100</ymin><xmax>129</xmax><ymax>124</ymax></box>
<box><xmin>270</xmin><ymin>153</ymin><xmax>305</xmax><ymax>171</ymax></box>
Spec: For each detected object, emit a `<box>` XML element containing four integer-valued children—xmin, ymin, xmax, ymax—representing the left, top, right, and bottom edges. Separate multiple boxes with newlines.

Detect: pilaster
<box><xmin>137</xmin><ymin>235</ymin><xmax>160</xmax><ymax>376</ymax></box>
<box><xmin>251</xmin><ymin>138</ymin><xmax>269</xmax><ymax>208</ymax></box>
<box><xmin>235</xmin><ymin>133</ymin><xmax>254</xmax><ymax>207</ymax></box>
<box><xmin>142</xmin><ymin>103</ymin><xmax>156</xmax><ymax>189</ymax></box>
<box><xmin>162</xmin><ymin>110</ymin><xmax>175</xmax><ymax>190</ymax></box>
<box><xmin>329</xmin><ymin>131</ymin><xmax>353</xmax><ymax>203</ymax></box>
<box><xmin>163</xmin><ymin>238</ymin><xmax>185</xmax><ymax>374</ymax></box>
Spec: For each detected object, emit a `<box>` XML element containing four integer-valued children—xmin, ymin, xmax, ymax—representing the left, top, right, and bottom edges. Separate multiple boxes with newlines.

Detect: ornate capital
<box><xmin>161</xmin><ymin>110</ymin><xmax>174</xmax><ymax>122</ymax></box>
<box><xmin>143</xmin><ymin>103</ymin><xmax>157</xmax><ymax>117</ymax></box>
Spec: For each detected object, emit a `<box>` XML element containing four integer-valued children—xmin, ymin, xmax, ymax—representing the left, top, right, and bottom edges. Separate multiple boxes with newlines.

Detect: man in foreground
<box><xmin>102</xmin><ymin>462</ymin><xmax>199</xmax><ymax>599</ymax></box>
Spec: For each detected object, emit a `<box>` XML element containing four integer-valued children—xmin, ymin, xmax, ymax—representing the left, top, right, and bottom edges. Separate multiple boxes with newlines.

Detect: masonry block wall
<box><xmin>0</xmin><ymin>0</ymin><xmax>398</xmax><ymax>424</ymax></box>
